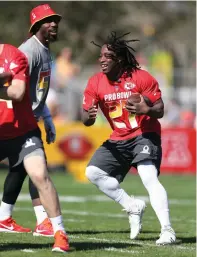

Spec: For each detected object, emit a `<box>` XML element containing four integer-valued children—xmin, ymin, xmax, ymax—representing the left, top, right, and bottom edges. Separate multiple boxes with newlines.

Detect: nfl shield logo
<box><xmin>114</xmin><ymin>85</ymin><xmax>119</xmax><ymax>91</ymax></box>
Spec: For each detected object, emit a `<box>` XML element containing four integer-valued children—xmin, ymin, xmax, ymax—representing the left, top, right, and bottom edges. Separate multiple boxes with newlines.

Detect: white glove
<box><xmin>42</xmin><ymin>105</ymin><xmax>56</xmax><ymax>144</ymax></box>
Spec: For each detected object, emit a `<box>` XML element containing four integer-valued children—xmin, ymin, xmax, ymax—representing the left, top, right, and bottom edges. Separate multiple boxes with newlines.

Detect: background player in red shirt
<box><xmin>82</xmin><ymin>32</ymin><xmax>176</xmax><ymax>245</ymax></box>
<box><xmin>0</xmin><ymin>44</ymin><xmax>69</xmax><ymax>253</ymax></box>
<box><xmin>0</xmin><ymin>4</ymin><xmax>62</xmax><ymax>237</ymax></box>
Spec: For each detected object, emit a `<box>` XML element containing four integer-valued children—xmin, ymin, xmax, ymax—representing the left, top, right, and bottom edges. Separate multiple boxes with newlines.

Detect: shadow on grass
<box><xmin>0</xmin><ymin>241</ymin><xmax>141</xmax><ymax>252</ymax></box>
<box><xmin>176</xmin><ymin>236</ymin><xmax>196</xmax><ymax>244</ymax></box>
<box><xmin>134</xmin><ymin>236</ymin><xmax>196</xmax><ymax>245</ymax></box>
<box><xmin>0</xmin><ymin>243</ymin><xmax>51</xmax><ymax>252</ymax></box>
<box><xmin>69</xmin><ymin>229</ymin><xmax>159</xmax><ymax>235</ymax></box>
<box><xmin>69</xmin><ymin>241</ymin><xmax>141</xmax><ymax>252</ymax></box>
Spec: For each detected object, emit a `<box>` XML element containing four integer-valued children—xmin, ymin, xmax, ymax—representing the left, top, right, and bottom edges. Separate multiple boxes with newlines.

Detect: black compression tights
<box><xmin>2</xmin><ymin>163</ymin><xmax>39</xmax><ymax>205</ymax></box>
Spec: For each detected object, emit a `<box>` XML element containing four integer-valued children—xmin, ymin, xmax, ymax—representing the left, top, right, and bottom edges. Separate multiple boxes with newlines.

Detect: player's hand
<box><xmin>125</xmin><ymin>95</ymin><xmax>150</xmax><ymax>115</ymax></box>
<box><xmin>0</xmin><ymin>72</ymin><xmax>12</xmax><ymax>87</ymax></box>
<box><xmin>88</xmin><ymin>105</ymin><xmax>98</xmax><ymax>120</ymax></box>
<box><xmin>43</xmin><ymin>116</ymin><xmax>56</xmax><ymax>144</ymax></box>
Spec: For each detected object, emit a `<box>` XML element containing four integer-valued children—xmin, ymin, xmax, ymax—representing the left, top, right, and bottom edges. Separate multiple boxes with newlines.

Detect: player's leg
<box><xmin>24</xmin><ymin>150</ymin><xmax>69</xmax><ymax>252</ymax></box>
<box><xmin>29</xmin><ymin>178</ymin><xmax>53</xmax><ymax>237</ymax></box>
<box><xmin>0</xmin><ymin>144</ymin><xmax>30</xmax><ymax>233</ymax></box>
<box><xmin>0</xmin><ymin>164</ymin><xmax>26</xmax><ymax>219</ymax></box>
<box><xmin>137</xmin><ymin>160</ymin><xmax>176</xmax><ymax>245</ymax></box>
<box><xmin>0</xmin><ymin>161</ymin><xmax>32</xmax><ymax>233</ymax></box>
<box><xmin>10</xmin><ymin>128</ymin><xmax>69</xmax><ymax>252</ymax></box>
<box><xmin>133</xmin><ymin>133</ymin><xmax>176</xmax><ymax>245</ymax></box>
<box><xmin>85</xmin><ymin>140</ymin><xmax>146</xmax><ymax>240</ymax></box>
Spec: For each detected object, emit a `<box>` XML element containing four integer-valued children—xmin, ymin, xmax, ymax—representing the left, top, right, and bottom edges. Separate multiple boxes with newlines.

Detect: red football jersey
<box><xmin>0</xmin><ymin>44</ymin><xmax>37</xmax><ymax>140</ymax></box>
<box><xmin>83</xmin><ymin>69</ymin><xmax>162</xmax><ymax>140</ymax></box>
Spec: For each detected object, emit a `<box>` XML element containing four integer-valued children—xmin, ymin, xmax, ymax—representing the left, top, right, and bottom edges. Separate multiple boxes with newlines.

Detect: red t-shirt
<box><xmin>0</xmin><ymin>44</ymin><xmax>37</xmax><ymax>140</ymax></box>
<box><xmin>83</xmin><ymin>69</ymin><xmax>162</xmax><ymax>140</ymax></box>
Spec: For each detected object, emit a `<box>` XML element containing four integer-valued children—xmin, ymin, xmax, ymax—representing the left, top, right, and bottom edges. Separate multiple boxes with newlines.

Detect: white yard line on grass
<box><xmin>14</xmin><ymin>207</ymin><xmax>196</xmax><ymax>224</ymax></box>
<box><xmin>104</xmin><ymin>247</ymin><xmax>141</xmax><ymax>253</ymax></box>
<box><xmin>21</xmin><ymin>249</ymin><xmax>35</xmax><ymax>253</ymax></box>
<box><xmin>1</xmin><ymin>193</ymin><xmax>195</xmax><ymax>206</ymax></box>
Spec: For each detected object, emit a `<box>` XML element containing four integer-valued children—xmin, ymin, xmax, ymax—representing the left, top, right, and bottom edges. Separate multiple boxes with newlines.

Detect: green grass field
<box><xmin>0</xmin><ymin>171</ymin><xmax>195</xmax><ymax>257</ymax></box>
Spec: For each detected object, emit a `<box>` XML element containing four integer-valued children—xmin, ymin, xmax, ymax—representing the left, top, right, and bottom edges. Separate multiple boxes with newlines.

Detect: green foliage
<box><xmin>0</xmin><ymin>1</ymin><xmax>195</xmax><ymax>67</ymax></box>
<box><xmin>0</xmin><ymin>1</ymin><xmax>127</xmax><ymax>64</ymax></box>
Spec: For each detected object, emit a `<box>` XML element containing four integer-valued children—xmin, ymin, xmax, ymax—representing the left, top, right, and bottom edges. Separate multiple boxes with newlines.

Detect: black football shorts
<box><xmin>0</xmin><ymin>128</ymin><xmax>45</xmax><ymax>168</ymax></box>
<box><xmin>88</xmin><ymin>132</ymin><xmax>162</xmax><ymax>183</ymax></box>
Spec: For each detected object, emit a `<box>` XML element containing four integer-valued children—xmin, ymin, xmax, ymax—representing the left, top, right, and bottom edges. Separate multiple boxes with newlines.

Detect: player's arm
<box><xmin>0</xmin><ymin>78</ymin><xmax>26</xmax><ymax>101</ymax></box>
<box><xmin>0</xmin><ymin>54</ymin><xmax>28</xmax><ymax>102</ymax></box>
<box><xmin>0</xmin><ymin>72</ymin><xmax>12</xmax><ymax>85</ymax></box>
<box><xmin>82</xmin><ymin>106</ymin><xmax>98</xmax><ymax>126</ymax></box>
<box><xmin>81</xmin><ymin>77</ymin><xmax>98</xmax><ymax>127</ymax></box>
<box><xmin>126</xmin><ymin>95</ymin><xmax>164</xmax><ymax>118</ymax></box>
<box><xmin>126</xmin><ymin>73</ymin><xmax>164</xmax><ymax>119</ymax></box>
<box><xmin>144</xmin><ymin>98</ymin><xmax>164</xmax><ymax>118</ymax></box>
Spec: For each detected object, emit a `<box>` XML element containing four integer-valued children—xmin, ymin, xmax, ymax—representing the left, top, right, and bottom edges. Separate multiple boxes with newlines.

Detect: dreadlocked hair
<box><xmin>91</xmin><ymin>31</ymin><xmax>140</xmax><ymax>75</ymax></box>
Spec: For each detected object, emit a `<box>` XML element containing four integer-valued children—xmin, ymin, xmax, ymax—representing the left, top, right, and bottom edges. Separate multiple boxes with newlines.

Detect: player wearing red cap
<box><xmin>0</xmin><ymin>4</ymin><xmax>70</xmax><ymax>253</ymax></box>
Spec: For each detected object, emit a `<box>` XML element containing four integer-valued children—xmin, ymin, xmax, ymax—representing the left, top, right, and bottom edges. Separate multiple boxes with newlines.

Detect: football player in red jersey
<box><xmin>82</xmin><ymin>32</ymin><xmax>176</xmax><ymax>245</ymax></box>
<box><xmin>0</xmin><ymin>44</ymin><xmax>69</xmax><ymax>253</ymax></box>
<box><xmin>0</xmin><ymin>4</ymin><xmax>61</xmax><ymax>238</ymax></box>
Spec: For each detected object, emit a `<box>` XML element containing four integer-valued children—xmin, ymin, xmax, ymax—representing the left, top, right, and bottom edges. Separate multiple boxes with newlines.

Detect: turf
<box><xmin>0</xmin><ymin>171</ymin><xmax>195</xmax><ymax>257</ymax></box>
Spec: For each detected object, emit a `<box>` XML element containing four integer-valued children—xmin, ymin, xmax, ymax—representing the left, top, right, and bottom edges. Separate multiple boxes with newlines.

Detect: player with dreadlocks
<box><xmin>82</xmin><ymin>31</ymin><xmax>176</xmax><ymax>245</ymax></box>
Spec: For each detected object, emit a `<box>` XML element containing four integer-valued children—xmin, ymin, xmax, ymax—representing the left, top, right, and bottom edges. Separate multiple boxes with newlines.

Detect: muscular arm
<box><xmin>82</xmin><ymin>107</ymin><xmax>97</xmax><ymax>126</ymax></box>
<box><xmin>146</xmin><ymin>98</ymin><xmax>164</xmax><ymax>119</ymax></box>
<box><xmin>0</xmin><ymin>79</ymin><xmax>26</xmax><ymax>102</ymax></box>
<box><xmin>126</xmin><ymin>96</ymin><xmax>164</xmax><ymax>119</ymax></box>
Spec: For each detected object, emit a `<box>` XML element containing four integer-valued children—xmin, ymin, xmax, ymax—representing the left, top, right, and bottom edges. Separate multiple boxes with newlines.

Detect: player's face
<box><xmin>99</xmin><ymin>44</ymin><xmax>120</xmax><ymax>75</ymax></box>
<box><xmin>40</xmin><ymin>16</ymin><xmax>60</xmax><ymax>42</ymax></box>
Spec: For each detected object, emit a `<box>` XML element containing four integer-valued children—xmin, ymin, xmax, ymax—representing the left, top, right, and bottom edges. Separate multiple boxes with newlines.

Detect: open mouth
<box><xmin>50</xmin><ymin>31</ymin><xmax>57</xmax><ymax>35</ymax></box>
<box><xmin>101</xmin><ymin>64</ymin><xmax>108</xmax><ymax>71</ymax></box>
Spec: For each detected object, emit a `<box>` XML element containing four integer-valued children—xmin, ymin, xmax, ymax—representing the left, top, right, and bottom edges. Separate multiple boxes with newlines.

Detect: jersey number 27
<box><xmin>107</xmin><ymin>100</ymin><xmax>138</xmax><ymax>129</ymax></box>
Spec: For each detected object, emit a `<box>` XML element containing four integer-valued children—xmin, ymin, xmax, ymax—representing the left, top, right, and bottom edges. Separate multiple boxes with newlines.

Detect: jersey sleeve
<box><xmin>10</xmin><ymin>52</ymin><xmax>28</xmax><ymax>81</ymax></box>
<box><xmin>83</xmin><ymin>76</ymin><xmax>99</xmax><ymax>111</ymax></box>
<box><xmin>18</xmin><ymin>43</ymin><xmax>36</xmax><ymax>75</ymax></box>
<box><xmin>139</xmin><ymin>72</ymin><xmax>162</xmax><ymax>103</ymax></box>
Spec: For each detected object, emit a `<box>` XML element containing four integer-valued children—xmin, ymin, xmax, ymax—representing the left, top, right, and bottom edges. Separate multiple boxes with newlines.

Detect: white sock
<box><xmin>50</xmin><ymin>215</ymin><xmax>65</xmax><ymax>234</ymax></box>
<box><xmin>34</xmin><ymin>205</ymin><xmax>48</xmax><ymax>225</ymax></box>
<box><xmin>137</xmin><ymin>160</ymin><xmax>171</xmax><ymax>229</ymax></box>
<box><xmin>115</xmin><ymin>188</ymin><xmax>135</xmax><ymax>209</ymax></box>
<box><xmin>86</xmin><ymin>166</ymin><xmax>133</xmax><ymax>210</ymax></box>
<box><xmin>0</xmin><ymin>201</ymin><xmax>14</xmax><ymax>220</ymax></box>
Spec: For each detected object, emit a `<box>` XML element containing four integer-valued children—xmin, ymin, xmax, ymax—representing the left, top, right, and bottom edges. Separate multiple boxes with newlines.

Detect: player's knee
<box><xmin>137</xmin><ymin>160</ymin><xmax>159</xmax><ymax>188</ymax></box>
<box><xmin>85</xmin><ymin>166</ymin><xmax>97</xmax><ymax>183</ymax></box>
<box><xmin>31</xmin><ymin>172</ymin><xmax>49</xmax><ymax>188</ymax></box>
<box><xmin>85</xmin><ymin>166</ymin><xmax>107</xmax><ymax>184</ymax></box>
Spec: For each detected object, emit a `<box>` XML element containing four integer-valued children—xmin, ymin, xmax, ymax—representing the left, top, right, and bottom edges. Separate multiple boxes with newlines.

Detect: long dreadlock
<box><xmin>91</xmin><ymin>31</ymin><xmax>140</xmax><ymax>75</ymax></box>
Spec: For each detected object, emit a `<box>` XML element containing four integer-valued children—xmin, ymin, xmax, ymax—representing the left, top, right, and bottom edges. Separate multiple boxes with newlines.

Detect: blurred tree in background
<box><xmin>0</xmin><ymin>1</ymin><xmax>195</xmax><ymax>69</ymax></box>
<box><xmin>0</xmin><ymin>1</ymin><xmax>127</xmax><ymax>63</ymax></box>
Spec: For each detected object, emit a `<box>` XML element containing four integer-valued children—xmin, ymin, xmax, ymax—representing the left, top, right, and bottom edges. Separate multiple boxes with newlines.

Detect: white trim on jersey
<box><xmin>33</xmin><ymin>35</ymin><xmax>49</xmax><ymax>51</ymax></box>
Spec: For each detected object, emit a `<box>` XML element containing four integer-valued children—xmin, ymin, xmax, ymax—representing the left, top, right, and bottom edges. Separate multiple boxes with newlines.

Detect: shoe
<box><xmin>123</xmin><ymin>196</ymin><xmax>146</xmax><ymax>240</ymax></box>
<box><xmin>156</xmin><ymin>227</ymin><xmax>176</xmax><ymax>245</ymax></box>
<box><xmin>33</xmin><ymin>218</ymin><xmax>54</xmax><ymax>237</ymax></box>
<box><xmin>52</xmin><ymin>230</ymin><xmax>70</xmax><ymax>253</ymax></box>
<box><xmin>0</xmin><ymin>217</ymin><xmax>31</xmax><ymax>233</ymax></box>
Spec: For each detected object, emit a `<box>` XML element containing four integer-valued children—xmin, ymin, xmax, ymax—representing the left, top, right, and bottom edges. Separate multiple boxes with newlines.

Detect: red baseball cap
<box><xmin>29</xmin><ymin>4</ymin><xmax>62</xmax><ymax>33</ymax></box>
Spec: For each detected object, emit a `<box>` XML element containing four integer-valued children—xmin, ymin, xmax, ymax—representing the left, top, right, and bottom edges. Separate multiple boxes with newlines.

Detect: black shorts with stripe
<box><xmin>88</xmin><ymin>132</ymin><xmax>162</xmax><ymax>183</ymax></box>
<box><xmin>0</xmin><ymin>128</ymin><xmax>45</xmax><ymax>169</ymax></box>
